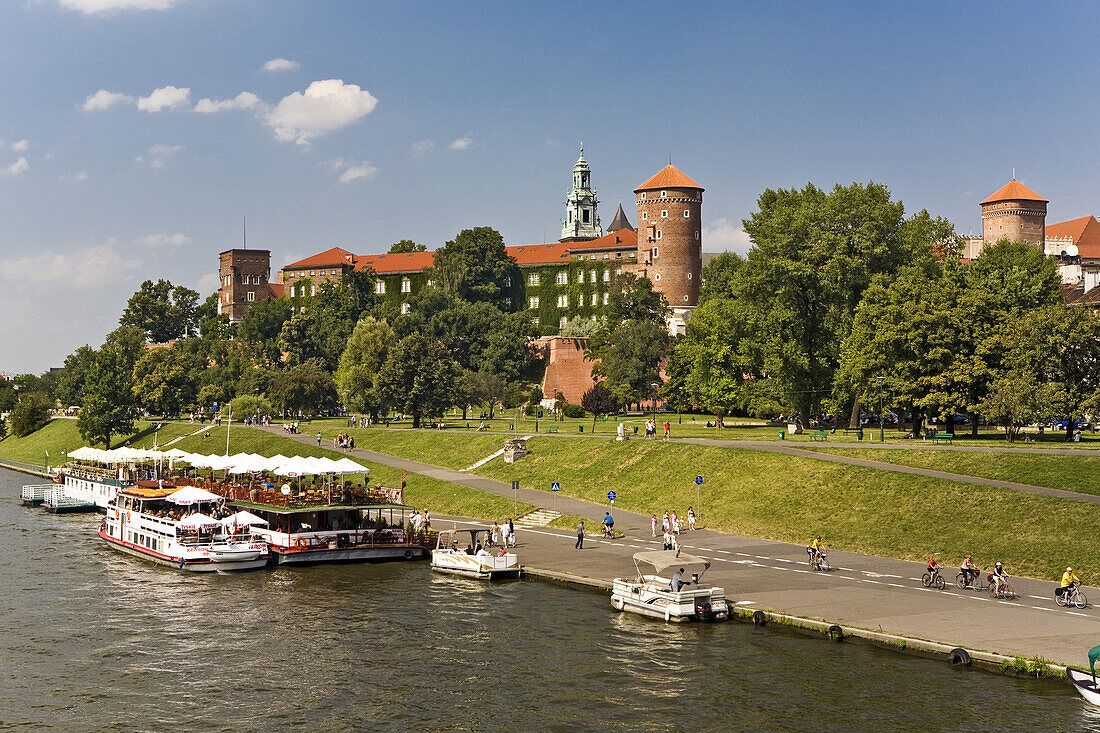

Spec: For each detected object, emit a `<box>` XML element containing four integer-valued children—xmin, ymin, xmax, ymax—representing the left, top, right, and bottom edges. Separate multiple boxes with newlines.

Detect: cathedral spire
<box><xmin>561</xmin><ymin>145</ymin><xmax>602</xmax><ymax>242</ymax></box>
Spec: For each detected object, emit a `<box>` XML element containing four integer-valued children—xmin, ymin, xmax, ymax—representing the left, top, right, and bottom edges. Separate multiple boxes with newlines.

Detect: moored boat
<box><xmin>611</xmin><ymin>550</ymin><xmax>729</xmax><ymax>622</ymax></box>
<box><xmin>1068</xmin><ymin>644</ymin><xmax>1100</xmax><ymax>707</ymax></box>
<box><xmin>431</xmin><ymin>528</ymin><xmax>521</xmax><ymax>579</ymax></box>
<box><xmin>100</xmin><ymin>485</ymin><xmax>268</xmax><ymax>572</ymax></box>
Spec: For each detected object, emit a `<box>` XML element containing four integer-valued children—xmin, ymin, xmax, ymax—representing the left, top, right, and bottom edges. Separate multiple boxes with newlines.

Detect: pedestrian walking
<box><xmin>507</xmin><ymin>518</ymin><xmax>516</xmax><ymax>547</ymax></box>
<box><xmin>317</xmin><ymin>432</ymin><xmax>322</xmax><ymax>446</ymax></box>
<box><xmin>662</xmin><ymin>511</ymin><xmax>670</xmax><ymax>533</ymax></box>
<box><xmin>687</xmin><ymin>506</ymin><xmax>696</xmax><ymax>531</ymax></box>
<box><xmin>500</xmin><ymin>520</ymin><xmax>510</xmax><ymax>548</ymax></box>
<box><xmin>663</xmin><ymin>529</ymin><xmax>673</xmax><ymax>551</ymax></box>
<box><xmin>663</xmin><ymin>420</ymin><xmax>670</xmax><ymax>439</ymax></box>
<box><xmin>575</xmin><ymin>521</ymin><xmax>585</xmax><ymax>549</ymax></box>
<box><xmin>671</xmin><ymin>512</ymin><xmax>679</xmax><ymax>534</ymax></box>
<box><xmin>651</xmin><ymin>514</ymin><xmax>658</xmax><ymax>537</ymax></box>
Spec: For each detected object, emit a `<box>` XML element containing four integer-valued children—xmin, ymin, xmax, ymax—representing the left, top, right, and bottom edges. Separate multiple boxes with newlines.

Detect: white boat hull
<box><xmin>100</xmin><ymin>531</ymin><xmax>268</xmax><ymax>571</ymax></box>
<box><xmin>430</xmin><ymin>549</ymin><xmax>522</xmax><ymax>579</ymax></box>
<box><xmin>1068</xmin><ymin>668</ymin><xmax>1100</xmax><ymax>706</ymax></box>
<box><xmin>611</xmin><ymin>578</ymin><xmax>729</xmax><ymax>622</ymax></box>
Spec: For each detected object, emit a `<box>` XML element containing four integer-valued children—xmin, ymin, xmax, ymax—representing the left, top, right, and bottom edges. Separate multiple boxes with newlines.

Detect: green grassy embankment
<box><xmin>0</xmin><ymin>419</ymin><xmax>199</xmax><ymax>466</ymax></box>
<box><xmin>169</xmin><ymin>428</ymin><xmax>531</xmax><ymax>521</ymax></box>
<box><xmin>799</xmin><ymin>446</ymin><xmax>1100</xmax><ymax>495</ymax></box>
<box><xmin>332</xmin><ymin>428</ymin><xmax>1100</xmax><ymax>582</ymax></box>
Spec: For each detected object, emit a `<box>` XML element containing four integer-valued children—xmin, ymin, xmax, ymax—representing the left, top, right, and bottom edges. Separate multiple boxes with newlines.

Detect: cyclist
<box><xmin>927</xmin><ymin>554</ymin><xmax>940</xmax><ymax>579</ymax></box>
<box><xmin>960</xmin><ymin>555</ymin><xmax>977</xmax><ymax>587</ymax></box>
<box><xmin>603</xmin><ymin>512</ymin><xmax>615</xmax><ymax>537</ymax></box>
<box><xmin>990</xmin><ymin>562</ymin><xmax>1008</xmax><ymax>596</ymax></box>
<box><xmin>807</xmin><ymin>536</ymin><xmax>825</xmax><ymax>565</ymax></box>
<box><xmin>1059</xmin><ymin>567</ymin><xmax>1080</xmax><ymax>599</ymax></box>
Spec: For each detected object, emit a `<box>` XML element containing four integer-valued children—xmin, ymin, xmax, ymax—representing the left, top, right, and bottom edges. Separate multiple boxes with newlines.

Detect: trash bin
<box><xmin>578</xmin><ymin>426</ymin><xmax>584</xmax><ymax>433</ymax></box>
<box><xmin>857</xmin><ymin>428</ymin><xmax>864</xmax><ymax>441</ymax></box>
<box><xmin>633</xmin><ymin>426</ymin><xmax>639</xmax><ymax>435</ymax></box>
<box><xmin>779</xmin><ymin>429</ymin><xmax>785</xmax><ymax>440</ymax></box>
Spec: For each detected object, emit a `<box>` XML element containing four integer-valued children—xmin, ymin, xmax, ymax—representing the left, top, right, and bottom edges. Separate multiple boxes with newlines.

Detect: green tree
<box><xmin>197</xmin><ymin>292</ymin><xmax>234</xmax><ymax>340</ymax></box>
<box><xmin>10</xmin><ymin>392</ymin><xmax>51</xmax><ymax>437</ymax></box>
<box><xmin>432</xmin><ymin>227</ymin><xmax>518</xmax><ymax>309</ymax></box>
<box><xmin>699</xmin><ymin>251</ymin><xmax>744</xmax><ymax>302</ymax></box>
<box><xmin>560</xmin><ymin>316</ymin><xmax>601</xmax><ymax>338</ymax></box>
<box><xmin>977</xmin><ymin>370</ymin><xmax>1044</xmax><ymax>442</ymax></box>
<box><xmin>389</xmin><ymin>239</ymin><xmax>427</xmax><ymax>253</ymax></box>
<box><xmin>0</xmin><ymin>414</ymin><xmax>7</xmax><ymax>440</ymax></box>
<box><xmin>56</xmin><ymin>345</ymin><xmax>97</xmax><ymax>407</ymax></box>
<box><xmin>0</xmin><ymin>380</ymin><xmax>16</xmax><ymax>412</ymax></box>
<box><xmin>277</xmin><ymin>311</ymin><xmax>325</xmax><ymax>367</ymax></box>
<box><xmin>132</xmin><ymin>346</ymin><xmax>197</xmax><ymax>416</ymax></box>
<box><xmin>335</xmin><ymin>316</ymin><xmax>394</xmax><ymax>415</ymax></box>
<box><xmin>229</xmin><ymin>394</ymin><xmax>273</xmax><ymax>420</ymax></box>
<box><xmin>581</xmin><ymin>383</ymin><xmax>619</xmax><ymax>431</ymax></box>
<box><xmin>119</xmin><ymin>279</ymin><xmax>201</xmax><ymax>342</ymax></box>
<box><xmin>267</xmin><ymin>361</ymin><xmax>337</xmax><ymax>417</ymax></box>
<box><xmin>377</xmin><ymin>333</ymin><xmax>458</xmax><ymax>428</ymax></box>
<box><xmin>239</xmin><ymin>296</ymin><xmax>292</xmax><ymax>344</ymax></box>
<box><xmin>77</xmin><ymin>343</ymin><xmax>138</xmax><ymax>448</ymax></box>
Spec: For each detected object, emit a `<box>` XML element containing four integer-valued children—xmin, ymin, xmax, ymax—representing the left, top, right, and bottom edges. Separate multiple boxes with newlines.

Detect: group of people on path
<box><xmin>488</xmin><ymin>519</ymin><xmax>516</xmax><ymax>548</ymax></box>
<box><xmin>410</xmin><ymin>509</ymin><xmax>431</xmax><ymax>534</ymax></box>
<box><xmin>332</xmin><ymin>433</ymin><xmax>355</xmax><ymax>450</ymax></box>
<box><xmin>651</xmin><ymin>508</ymin><xmax>696</xmax><ymax>549</ymax></box>
<box><xmin>643</xmin><ymin>419</ymin><xmax>671</xmax><ymax>440</ymax></box>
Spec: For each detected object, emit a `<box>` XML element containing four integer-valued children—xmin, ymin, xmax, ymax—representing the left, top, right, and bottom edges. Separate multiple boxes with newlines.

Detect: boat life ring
<box><xmin>293</xmin><ymin>538</ymin><xmax>307</xmax><ymax>550</ymax></box>
<box><xmin>947</xmin><ymin>648</ymin><xmax>972</xmax><ymax>666</ymax></box>
<box><xmin>752</xmin><ymin>611</ymin><xmax>767</xmax><ymax>627</ymax></box>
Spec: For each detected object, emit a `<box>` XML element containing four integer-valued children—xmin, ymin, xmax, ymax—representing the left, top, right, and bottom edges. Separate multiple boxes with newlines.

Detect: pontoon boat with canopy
<box><xmin>611</xmin><ymin>550</ymin><xmax>729</xmax><ymax>622</ymax></box>
<box><xmin>1068</xmin><ymin>644</ymin><xmax>1100</xmax><ymax>706</ymax></box>
<box><xmin>431</xmin><ymin>528</ymin><xmax>521</xmax><ymax>579</ymax></box>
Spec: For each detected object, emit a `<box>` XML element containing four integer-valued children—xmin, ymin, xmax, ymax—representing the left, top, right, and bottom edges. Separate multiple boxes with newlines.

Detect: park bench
<box><xmin>547</xmin><ymin>425</ymin><xmax>558</xmax><ymax>433</ymax></box>
<box><xmin>810</xmin><ymin>429</ymin><xmax>829</xmax><ymax>441</ymax></box>
<box><xmin>933</xmin><ymin>432</ymin><xmax>953</xmax><ymax>445</ymax></box>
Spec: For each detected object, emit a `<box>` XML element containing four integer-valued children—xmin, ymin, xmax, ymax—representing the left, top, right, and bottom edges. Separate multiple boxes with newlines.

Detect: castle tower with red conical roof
<box><xmin>981</xmin><ymin>179</ymin><xmax>1048</xmax><ymax>247</ymax></box>
<box><xmin>634</xmin><ymin>164</ymin><xmax>703</xmax><ymax>333</ymax></box>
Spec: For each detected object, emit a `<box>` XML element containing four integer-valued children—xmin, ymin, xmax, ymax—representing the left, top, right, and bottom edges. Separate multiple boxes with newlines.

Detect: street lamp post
<box><xmin>651</xmin><ymin>382</ymin><xmax>660</xmax><ymax>424</ymax></box>
<box><xmin>877</xmin><ymin>375</ymin><xmax>885</xmax><ymax>443</ymax></box>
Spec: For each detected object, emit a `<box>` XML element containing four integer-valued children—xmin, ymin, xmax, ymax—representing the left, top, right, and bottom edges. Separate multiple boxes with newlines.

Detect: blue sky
<box><xmin>2</xmin><ymin>1</ymin><xmax>1099</xmax><ymax>373</ymax></box>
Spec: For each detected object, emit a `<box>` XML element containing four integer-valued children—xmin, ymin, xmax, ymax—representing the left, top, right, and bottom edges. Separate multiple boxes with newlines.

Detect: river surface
<box><xmin>0</xmin><ymin>467</ymin><xmax>1094</xmax><ymax>732</ymax></box>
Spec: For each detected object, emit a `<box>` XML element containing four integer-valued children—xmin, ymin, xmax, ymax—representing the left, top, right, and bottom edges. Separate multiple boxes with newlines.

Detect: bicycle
<box><xmin>955</xmin><ymin>569</ymin><xmax>986</xmax><ymax>591</ymax></box>
<box><xmin>922</xmin><ymin>566</ymin><xmax>946</xmax><ymax>590</ymax></box>
<box><xmin>1056</xmin><ymin>582</ymin><xmax>1088</xmax><ymax>609</ymax></box>
<box><xmin>989</xmin><ymin>577</ymin><xmax>1016</xmax><ymax>600</ymax></box>
<box><xmin>807</xmin><ymin>548</ymin><xmax>830</xmax><ymax>572</ymax></box>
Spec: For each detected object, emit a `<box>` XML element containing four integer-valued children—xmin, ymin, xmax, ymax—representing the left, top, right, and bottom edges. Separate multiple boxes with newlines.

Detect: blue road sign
<box><xmin>537</xmin><ymin>410</ymin><xmax>544</xmax><ymax>418</ymax></box>
<box><xmin>213</xmin><ymin>401</ymin><xmax>218</xmax><ymax>411</ymax></box>
<box><xmin>695</xmin><ymin>475</ymin><xmax>704</xmax><ymax>485</ymax></box>
<box><xmin>607</xmin><ymin>490</ymin><xmax>616</xmax><ymax>501</ymax></box>
<box><xmin>550</xmin><ymin>482</ymin><xmax>561</xmax><ymax>492</ymax></box>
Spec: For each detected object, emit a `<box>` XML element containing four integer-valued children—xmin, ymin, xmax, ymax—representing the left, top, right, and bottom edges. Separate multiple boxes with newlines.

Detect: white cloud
<box><xmin>137</xmin><ymin>85</ymin><xmax>191</xmax><ymax>112</ymax></box>
<box><xmin>338</xmin><ymin>161</ymin><xmax>378</xmax><ymax>184</ymax></box>
<box><xmin>411</xmin><ymin>140</ymin><xmax>435</xmax><ymax>157</ymax></box>
<box><xmin>141</xmin><ymin>232</ymin><xmax>192</xmax><ymax>248</ymax></box>
<box><xmin>57</xmin><ymin>0</ymin><xmax>180</xmax><ymax>14</ymax></box>
<box><xmin>10</xmin><ymin>139</ymin><xmax>29</xmax><ymax>152</ymax></box>
<box><xmin>0</xmin><ymin>243</ymin><xmax>141</xmax><ymax>288</ymax></box>
<box><xmin>262</xmin><ymin>58</ymin><xmax>300</xmax><ymax>72</ymax></box>
<box><xmin>60</xmin><ymin>171</ymin><xmax>89</xmax><ymax>183</ymax></box>
<box><xmin>193</xmin><ymin>91</ymin><xmax>261</xmax><ymax>114</ymax></box>
<box><xmin>2</xmin><ymin>157</ymin><xmax>28</xmax><ymax>177</ymax></box>
<box><xmin>449</xmin><ymin>137</ymin><xmax>472</xmax><ymax>150</ymax></box>
<box><xmin>264</xmin><ymin>79</ymin><xmax>378</xmax><ymax>145</ymax></box>
<box><xmin>136</xmin><ymin>143</ymin><xmax>183</xmax><ymax>168</ymax></box>
<box><xmin>196</xmin><ymin>271</ymin><xmax>220</xmax><ymax>294</ymax></box>
<box><xmin>82</xmin><ymin>89</ymin><xmax>135</xmax><ymax>111</ymax></box>
<box><xmin>702</xmin><ymin>217</ymin><xmax>753</xmax><ymax>255</ymax></box>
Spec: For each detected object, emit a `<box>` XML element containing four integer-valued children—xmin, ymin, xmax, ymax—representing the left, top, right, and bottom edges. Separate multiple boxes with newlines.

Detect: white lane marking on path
<box><xmin>1029</xmin><ymin>595</ymin><xmax>1047</xmax><ymax>600</ymax></box>
<box><xmin>754</xmin><ymin>555</ymin><xmax>770</xmax><ymax>560</ymax></box>
<box><xmin>736</xmin><ymin>553</ymin><xmax>750</xmax><ymax>557</ymax></box>
<box><xmin>791</xmin><ymin>569</ymin><xmax>809</xmax><ymax>574</ymax></box>
<box><xmin>734</xmin><ymin>600</ymin><xmax>756</xmax><ymax>606</ymax></box>
<box><xmin>838</xmin><ymin>567</ymin><xmax>855</xmax><ymax>572</ymax></box>
<box><xmin>908</xmin><ymin>578</ymin><xmax>923</xmax><ymax>582</ymax></box>
<box><xmin>861</xmin><ymin>579</ymin><xmax>882</xmax><ymax>585</ymax></box>
<box><xmin>1068</xmin><ymin>612</ymin><xmax>1090</xmax><ymax>617</ymax></box>
<box><xmin>776</xmin><ymin>558</ymin><xmax>793</xmax><ymax>563</ymax></box>
<box><xmin>887</xmin><ymin>583</ymin><xmax>906</xmax><ymax>588</ymax></box>
<box><xmin>716</xmin><ymin>550</ymin><xmax>731</xmax><ymax>554</ymax></box>
<box><xmin>1030</xmin><ymin>606</ymin><xmax>1057</xmax><ymax>612</ymax></box>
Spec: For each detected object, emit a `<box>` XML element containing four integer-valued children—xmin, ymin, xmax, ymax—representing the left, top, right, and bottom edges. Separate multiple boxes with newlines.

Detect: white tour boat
<box><xmin>58</xmin><ymin>465</ymin><xmax>133</xmax><ymax>510</ymax></box>
<box><xmin>100</xmin><ymin>485</ymin><xmax>268</xmax><ymax>572</ymax></box>
<box><xmin>611</xmin><ymin>550</ymin><xmax>729</xmax><ymax>622</ymax></box>
<box><xmin>431</xmin><ymin>528</ymin><xmax>521</xmax><ymax>579</ymax></box>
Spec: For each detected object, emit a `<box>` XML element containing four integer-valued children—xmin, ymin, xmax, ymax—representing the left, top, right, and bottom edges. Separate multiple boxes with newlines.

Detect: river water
<box><xmin>0</xmin><ymin>467</ymin><xmax>1094</xmax><ymax>732</ymax></box>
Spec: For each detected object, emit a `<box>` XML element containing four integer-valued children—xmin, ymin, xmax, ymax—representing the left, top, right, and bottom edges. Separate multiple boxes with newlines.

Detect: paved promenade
<box><xmin>265</xmin><ymin>426</ymin><xmax>1100</xmax><ymax>666</ymax></box>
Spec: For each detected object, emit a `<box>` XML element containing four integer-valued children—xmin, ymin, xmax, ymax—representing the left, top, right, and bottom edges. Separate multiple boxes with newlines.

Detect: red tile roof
<box><xmin>267</xmin><ymin>283</ymin><xmax>285</xmax><ymax>299</ymax></box>
<box><xmin>635</xmin><ymin>164</ymin><xmax>703</xmax><ymax>192</ymax></box>
<box><xmin>508</xmin><ymin>229</ymin><xmax>638</xmax><ymax>265</ymax></box>
<box><xmin>980</xmin><ymin>179</ymin><xmax>1047</xmax><ymax>205</ymax></box>
<box><xmin>284</xmin><ymin>246</ymin><xmax>357</xmax><ymax>270</ymax></box>
<box><xmin>354</xmin><ymin>251</ymin><xmax>435</xmax><ymax>274</ymax></box>
<box><xmin>1046</xmin><ymin>216</ymin><xmax>1100</xmax><ymax>257</ymax></box>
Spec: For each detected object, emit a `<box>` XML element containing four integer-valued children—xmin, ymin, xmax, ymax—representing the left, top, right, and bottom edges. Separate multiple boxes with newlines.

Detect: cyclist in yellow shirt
<box><xmin>1059</xmin><ymin>567</ymin><xmax>1080</xmax><ymax>600</ymax></box>
<box><xmin>807</xmin><ymin>536</ymin><xmax>825</xmax><ymax>565</ymax></box>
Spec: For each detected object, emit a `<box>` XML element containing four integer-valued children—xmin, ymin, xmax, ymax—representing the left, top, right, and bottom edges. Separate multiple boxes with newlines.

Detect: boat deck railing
<box><xmin>21</xmin><ymin>484</ymin><xmax>55</xmax><ymax>502</ymax></box>
<box><xmin>193</xmin><ymin>480</ymin><xmax>402</xmax><ymax>508</ymax></box>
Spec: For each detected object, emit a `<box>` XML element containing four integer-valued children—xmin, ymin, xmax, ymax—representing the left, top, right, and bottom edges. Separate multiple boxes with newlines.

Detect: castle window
<box><xmin>557</xmin><ymin>294</ymin><xmax>569</xmax><ymax>308</ymax></box>
<box><xmin>529</xmin><ymin>297</ymin><xmax>540</xmax><ymax>309</ymax></box>
<box><xmin>591</xmin><ymin>292</ymin><xmax>598</xmax><ymax>306</ymax></box>
<box><xmin>247</xmin><ymin>291</ymin><xmax>255</xmax><ymax>302</ymax></box>
<box><xmin>661</xmin><ymin>210</ymin><xmax>668</xmax><ymax>218</ymax></box>
<box><xmin>684</xmin><ymin>295</ymin><xmax>689</xmax><ymax>302</ymax></box>
<box><xmin>589</xmin><ymin>270</ymin><xmax>597</xmax><ymax>283</ymax></box>
<box><xmin>641</xmin><ymin>212</ymin><xmax>648</xmax><ymax>220</ymax></box>
<box><xmin>240</xmin><ymin>274</ymin><xmax>248</xmax><ymax>285</ymax></box>
<box><xmin>331</xmin><ymin>270</ymin><xmax>336</xmax><ymax>276</ymax></box>
<box><xmin>629</xmin><ymin>252</ymin><xmax>636</xmax><ymax>258</ymax></box>
<box><xmin>556</xmin><ymin>272</ymin><xmax>568</xmax><ymax>285</ymax></box>
<box><xmin>401</xmin><ymin>278</ymin><xmax>411</xmax><ymax>293</ymax></box>
<box><xmin>505</xmin><ymin>276</ymin><xmax>511</xmax><ymax>287</ymax></box>
<box><xmin>401</xmin><ymin>302</ymin><xmax>411</xmax><ymax>315</ymax></box>
<box><xmin>684</xmin><ymin>210</ymin><xmax>691</xmax><ymax>218</ymax></box>
<box><xmin>602</xmin><ymin>292</ymin><xmax>609</xmax><ymax>305</ymax></box>
<box><xmin>589</xmin><ymin>254</ymin><xmax>596</xmax><ymax>261</ymax></box>
<box><xmin>310</xmin><ymin>285</ymin><xmax>316</xmax><ymax>296</ymax></box>
<box><xmin>603</xmin><ymin>270</ymin><xmax>610</xmax><ymax>282</ymax></box>
<box><xmin>653</xmin><ymin>247</ymin><xmax>659</xmax><ymax>259</ymax></box>
<box><xmin>375</xmin><ymin>280</ymin><xmax>385</xmax><ymax>294</ymax></box>
<box><xmin>603</xmin><ymin>253</ymin><xmax>609</xmax><ymax>260</ymax></box>
<box><xmin>656</xmin><ymin>231</ymin><xmax>663</xmax><ymax>240</ymax></box>
<box><xmin>578</xmin><ymin>271</ymin><xmax>584</xmax><ymax>284</ymax></box>
<box><xmin>224</xmin><ymin>275</ymin><xmax>230</xmax><ymax>288</ymax></box>
<box><xmin>695</xmin><ymin>231</ymin><xmax>700</xmax><ymax>240</ymax></box>
<box><xmin>661</xmin><ymin>190</ymin><xmax>667</xmax><ymax>198</ymax></box>
<box><xmin>687</xmin><ymin>272</ymin><xmax>693</xmax><ymax>280</ymax></box>
<box><xmin>559</xmin><ymin>316</ymin><xmax>568</xmax><ymax>330</ymax></box>
<box><xmin>528</xmin><ymin>273</ymin><xmax>540</xmax><ymax>286</ymax></box>
<box><xmin>583</xmin><ymin>210</ymin><xmax>590</xmax><ymax>223</ymax></box>
<box><xmin>655</xmin><ymin>273</ymin><xmax>662</xmax><ymax>281</ymax></box>
<box><xmin>641</xmin><ymin>192</ymin><xmax>646</xmax><ymax>200</ymax></box>
<box><xmin>569</xmin><ymin>212</ymin><xmax>573</xmax><ymax>222</ymax></box>
<box><xmin>310</xmin><ymin>271</ymin><xmax>315</xmax><ymax>276</ymax></box>
<box><xmin>616</xmin><ymin>268</ymin><xmax>622</xmax><ymax>276</ymax></box>
<box><xmin>505</xmin><ymin>297</ymin><xmax>511</xmax><ymax>307</ymax></box>
<box><xmin>615</xmin><ymin>252</ymin><xmax>622</xmax><ymax>258</ymax></box>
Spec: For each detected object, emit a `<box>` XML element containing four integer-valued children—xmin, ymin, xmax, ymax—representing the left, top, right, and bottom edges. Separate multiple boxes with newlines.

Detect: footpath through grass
<box><xmin>0</xmin><ymin>419</ymin><xmax>199</xmax><ymax>466</ymax></box>
<box><xmin>170</xmin><ymin>427</ymin><xmax>530</xmax><ymax>522</ymax></box>
<box><xmin>340</xmin><ymin>427</ymin><xmax>1100</xmax><ymax>582</ymax></box>
<box><xmin>800</xmin><ymin>446</ymin><xmax>1100</xmax><ymax>496</ymax></box>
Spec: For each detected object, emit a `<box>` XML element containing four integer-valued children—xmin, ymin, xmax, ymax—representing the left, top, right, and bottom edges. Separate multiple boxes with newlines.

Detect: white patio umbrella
<box><xmin>166</xmin><ymin>486</ymin><xmax>222</xmax><ymax>505</ymax></box>
<box><xmin>272</xmin><ymin>456</ymin><xmax>312</xmax><ymax>477</ymax></box>
<box><xmin>332</xmin><ymin>458</ymin><xmax>369</xmax><ymax>473</ymax></box>
<box><xmin>221</xmin><ymin>510</ymin><xmax>268</xmax><ymax>526</ymax></box>
<box><xmin>165</xmin><ymin>448</ymin><xmax>192</xmax><ymax>460</ymax></box>
<box><xmin>228</xmin><ymin>454</ymin><xmax>271</xmax><ymax>475</ymax></box>
<box><xmin>178</xmin><ymin>512</ymin><xmax>221</xmax><ymax>529</ymax></box>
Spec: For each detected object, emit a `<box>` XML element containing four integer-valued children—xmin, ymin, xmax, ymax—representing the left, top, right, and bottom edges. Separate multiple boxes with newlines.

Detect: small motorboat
<box><xmin>431</xmin><ymin>528</ymin><xmax>521</xmax><ymax>580</ymax></box>
<box><xmin>611</xmin><ymin>550</ymin><xmax>729</xmax><ymax>622</ymax></box>
<box><xmin>1068</xmin><ymin>645</ymin><xmax>1100</xmax><ymax>707</ymax></box>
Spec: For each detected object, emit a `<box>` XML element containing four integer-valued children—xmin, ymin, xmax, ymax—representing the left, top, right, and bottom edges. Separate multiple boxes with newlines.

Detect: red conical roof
<box><xmin>635</xmin><ymin>164</ymin><xmax>703</xmax><ymax>192</ymax></box>
<box><xmin>980</xmin><ymin>179</ymin><xmax>1047</xmax><ymax>205</ymax></box>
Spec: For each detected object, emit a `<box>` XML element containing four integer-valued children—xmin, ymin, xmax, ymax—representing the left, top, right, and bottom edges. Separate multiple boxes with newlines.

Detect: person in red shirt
<box><xmin>663</xmin><ymin>420</ymin><xmax>671</xmax><ymax>439</ymax></box>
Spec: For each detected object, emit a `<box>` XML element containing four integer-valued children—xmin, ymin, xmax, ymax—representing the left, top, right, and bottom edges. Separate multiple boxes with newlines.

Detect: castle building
<box><xmin>560</xmin><ymin>147</ymin><xmax>603</xmax><ymax>242</ymax></box>
<box><xmin>217</xmin><ymin>249</ymin><xmax>282</xmax><ymax>322</ymax></box>
<box><xmin>981</xmin><ymin>179</ymin><xmax>1048</xmax><ymax>247</ymax></box>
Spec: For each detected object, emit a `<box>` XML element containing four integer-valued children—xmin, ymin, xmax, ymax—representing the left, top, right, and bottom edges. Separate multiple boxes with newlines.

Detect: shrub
<box><xmin>562</xmin><ymin>403</ymin><xmax>586</xmax><ymax>419</ymax></box>
<box><xmin>10</xmin><ymin>392</ymin><xmax>51</xmax><ymax>437</ymax></box>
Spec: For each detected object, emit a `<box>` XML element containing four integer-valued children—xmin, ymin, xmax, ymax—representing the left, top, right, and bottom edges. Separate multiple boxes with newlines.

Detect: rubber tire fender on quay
<box><xmin>828</xmin><ymin>625</ymin><xmax>844</xmax><ymax>642</ymax></box>
<box><xmin>752</xmin><ymin>611</ymin><xmax>767</xmax><ymax>627</ymax></box>
<box><xmin>947</xmin><ymin>648</ymin><xmax>972</xmax><ymax>666</ymax></box>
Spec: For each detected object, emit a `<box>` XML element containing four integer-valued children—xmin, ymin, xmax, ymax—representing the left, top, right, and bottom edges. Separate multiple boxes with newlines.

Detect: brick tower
<box><xmin>634</xmin><ymin>164</ymin><xmax>703</xmax><ymax>334</ymax></box>
<box><xmin>218</xmin><ymin>248</ymin><xmax>272</xmax><ymax>322</ymax></box>
<box><xmin>980</xmin><ymin>179</ymin><xmax>1047</xmax><ymax>248</ymax></box>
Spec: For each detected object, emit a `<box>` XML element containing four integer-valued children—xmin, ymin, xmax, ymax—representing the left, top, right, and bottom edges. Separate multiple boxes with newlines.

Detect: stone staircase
<box><xmin>514</xmin><ymin>508</ymin><xmax>561</xmax><ymax>528</ymax></box>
